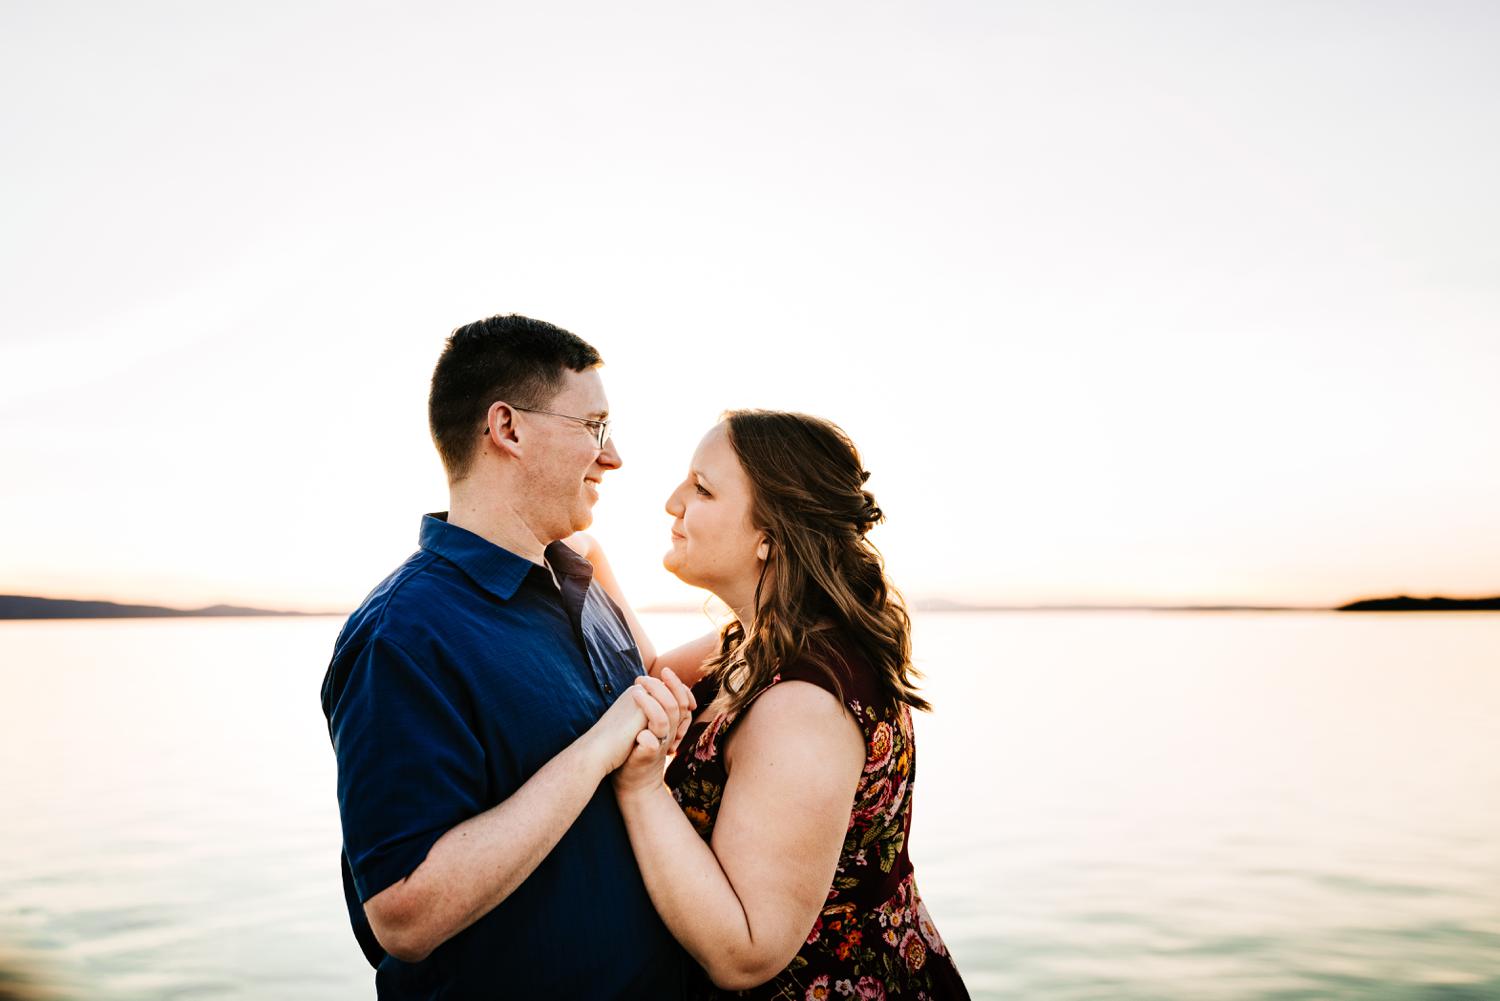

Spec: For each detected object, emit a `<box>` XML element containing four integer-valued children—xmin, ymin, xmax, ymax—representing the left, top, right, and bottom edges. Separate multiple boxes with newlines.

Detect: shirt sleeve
<box><xmin>328</xmin><ymin>633</ymin><xmax>486</xmax><ymax>902</ymax></box>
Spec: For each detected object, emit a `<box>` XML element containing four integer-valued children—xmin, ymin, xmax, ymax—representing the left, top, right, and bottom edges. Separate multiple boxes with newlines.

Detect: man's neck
<box><xmin>446</xmin><ymin>489</ymin><xmax>550</xmax><ymax>565</ymax></box>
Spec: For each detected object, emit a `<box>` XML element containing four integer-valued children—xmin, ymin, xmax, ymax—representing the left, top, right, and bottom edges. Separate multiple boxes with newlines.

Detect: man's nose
<box><xmin>665</xmin><ymin>485</ymin><xmax>684</xmax><ymax>517</ymax></box>
<box><xmin>598</xmin><ymin>435</ymin><xmax>622</xmax><ymax>469</ymax></box>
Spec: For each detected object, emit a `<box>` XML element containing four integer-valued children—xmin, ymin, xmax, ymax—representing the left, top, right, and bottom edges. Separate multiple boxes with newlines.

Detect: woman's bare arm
<box><xmin>614</xmin><ymin>675</ymin><xmax>866</xmax><ymax>990</ymax></box>
<box><xmin>649</xmin><ymin>632</ymin><xmax>720</xmax><ymax>685</ymax></box>
<box><xmin>563</xmin><ymin>532</ymin><xmax>718</xmax><ymax>684</ymax></box>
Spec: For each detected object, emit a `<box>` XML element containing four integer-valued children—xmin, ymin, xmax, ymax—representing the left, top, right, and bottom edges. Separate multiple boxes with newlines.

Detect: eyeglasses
<box><xmin>484</xmin><ymin>405</ymin><xmax>611</xmax><ymax>448</ymax></box>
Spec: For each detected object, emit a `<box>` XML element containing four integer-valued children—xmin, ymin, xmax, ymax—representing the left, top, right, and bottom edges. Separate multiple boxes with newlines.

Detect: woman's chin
<box><xmin>662</xmin><ymin>553</ymin><xmax>701</xmax><ymax>589</ymax></box>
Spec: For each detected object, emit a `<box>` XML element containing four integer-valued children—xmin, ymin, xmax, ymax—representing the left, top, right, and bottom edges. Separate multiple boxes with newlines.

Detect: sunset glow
<box><xmin>3</xmin><ymin>3</ymin><xmax>1496</xmax><ymax>613</ymax></box>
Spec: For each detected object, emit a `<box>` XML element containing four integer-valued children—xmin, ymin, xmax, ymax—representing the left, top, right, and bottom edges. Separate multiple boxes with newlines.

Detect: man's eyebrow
<box><xmin>586</xmin><ymin>410</ymin><xmax>608</xmax><ymax>420</ymax></box>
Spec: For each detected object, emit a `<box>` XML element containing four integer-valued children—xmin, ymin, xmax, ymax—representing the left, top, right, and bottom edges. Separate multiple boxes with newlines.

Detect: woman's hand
<box><xmin>584</xmin><ymin>684</ymin><xmax>671</xmax><ymax>777</ymax></box>
<box><xmin>613</xmin><ymin>669</ymin><xmax>697</xmax><ymax>797</ymax></box>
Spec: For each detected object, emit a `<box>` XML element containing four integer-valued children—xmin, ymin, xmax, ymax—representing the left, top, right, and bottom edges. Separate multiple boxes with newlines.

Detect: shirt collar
<box><xmin>543</xmin><ymin>539</ymin><xmax>596</xmax><ymax>586</ymax></box>
<box><xmin>418</xmin><ymin>512</ymin><xmax>538</xmax><ymax>602</ymax></box>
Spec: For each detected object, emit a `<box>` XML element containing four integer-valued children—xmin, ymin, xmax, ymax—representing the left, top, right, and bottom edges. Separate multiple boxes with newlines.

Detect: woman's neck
<box><xmin>712</xmin><ymin>570</ymin><xmax>766</xmax><ymax>631</ymax></box>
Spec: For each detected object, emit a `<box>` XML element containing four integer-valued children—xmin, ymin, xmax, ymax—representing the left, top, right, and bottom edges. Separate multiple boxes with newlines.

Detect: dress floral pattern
<box><xmin>665</xmin><ymin>650</ymin><xmax>970</xmax><ymax>1000</ymax></box>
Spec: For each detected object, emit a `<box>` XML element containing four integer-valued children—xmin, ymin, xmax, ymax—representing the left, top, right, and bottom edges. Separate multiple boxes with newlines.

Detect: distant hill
<box><xmin>1337</xmin><ymin>595</ymin><xmax>1500</xmax><ymax>612</ymax></box>
<box><xmin>908</xmin><ymin>600</ymin><xmax>1312</xmax><ymax>612</ymax></box>
<box><xmin>10</xmin><ymin>592</ymin><xmax>1496</xmax><ymax>621</ymax></box>
<box><xmin>0</xmin><ymin>595</ymin><xmax>333</xmax><ymax>620</ymax></box>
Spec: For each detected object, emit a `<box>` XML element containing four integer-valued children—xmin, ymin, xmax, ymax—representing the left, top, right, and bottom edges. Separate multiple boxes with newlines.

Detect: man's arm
<box><xmin>365</xmin><ymin>683</ymin><xmax>665</xmax><ymax>961</ymax></box>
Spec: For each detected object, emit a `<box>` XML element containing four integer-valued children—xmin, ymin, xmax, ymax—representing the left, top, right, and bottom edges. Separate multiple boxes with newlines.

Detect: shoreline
<box><xmin>6</xmin><ymin>595</ymin><xmax>1498</xmax><ymax>622</ymax></box>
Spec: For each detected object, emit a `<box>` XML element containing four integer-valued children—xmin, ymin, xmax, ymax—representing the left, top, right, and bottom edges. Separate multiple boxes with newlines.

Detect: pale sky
<box><xmin>2</xmin><ymin>1</ymin><xmax>1497</xmax><ymax>612</ymax></box>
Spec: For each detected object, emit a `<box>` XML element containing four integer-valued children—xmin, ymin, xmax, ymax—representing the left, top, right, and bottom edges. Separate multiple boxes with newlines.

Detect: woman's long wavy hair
<box><xmin>702</xmin><ymin>409</ymin><xmax>930</xmax><ymax>719</ymax></box>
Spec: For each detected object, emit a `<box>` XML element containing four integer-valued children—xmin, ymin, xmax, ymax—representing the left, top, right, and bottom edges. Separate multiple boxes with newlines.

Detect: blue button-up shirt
<box><xmin>321</xmin><ymin>513</ymin><xmax>686</xmax><ymax>999</ymax></box>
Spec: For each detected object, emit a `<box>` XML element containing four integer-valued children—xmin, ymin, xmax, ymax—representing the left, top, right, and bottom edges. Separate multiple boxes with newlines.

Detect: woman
<box><xmin>581</xmin><ymin>410</ymin><xmax>969</xmax><ymax>999</ymax></box>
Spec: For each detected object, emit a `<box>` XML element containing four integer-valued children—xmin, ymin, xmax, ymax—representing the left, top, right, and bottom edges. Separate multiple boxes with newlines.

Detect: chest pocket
<box><xmin>580</xmin><ymin>587</ymin><xmax>644</xmax><ymax>697</ymax></box>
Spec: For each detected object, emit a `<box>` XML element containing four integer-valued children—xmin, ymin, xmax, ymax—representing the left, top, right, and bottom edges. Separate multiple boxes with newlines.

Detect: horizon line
<box><xmin>5</xmin><ymin>591</ymin><xmax>1500</xmax><ymax>621</ymax></box>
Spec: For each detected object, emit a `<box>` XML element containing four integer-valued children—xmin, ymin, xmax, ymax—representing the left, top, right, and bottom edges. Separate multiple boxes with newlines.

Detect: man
<box><xmin>321</xmin><ymin>314</ymin><xmax>687</xmax><ymax>998</ymax></box>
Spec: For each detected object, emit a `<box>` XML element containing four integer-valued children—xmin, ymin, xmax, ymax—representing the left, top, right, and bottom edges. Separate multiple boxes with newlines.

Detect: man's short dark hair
<box><xmin>428</xmin><ymin>314</ymin><xmax>603</xmax><ymax>481</ymax></box>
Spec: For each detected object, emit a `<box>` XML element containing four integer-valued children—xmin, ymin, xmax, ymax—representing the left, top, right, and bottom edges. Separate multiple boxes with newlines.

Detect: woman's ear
<box><xmin>756</xmin><ymin>537</ymin><xmax>771</xmax><ymax>561</ymax></box>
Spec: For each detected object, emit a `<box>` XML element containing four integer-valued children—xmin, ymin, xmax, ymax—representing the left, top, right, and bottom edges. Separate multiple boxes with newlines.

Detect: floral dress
<box><xmin>665</xmin><ymin>649</ymin><xmax>971</xmax><ymax>1001</ymax></box>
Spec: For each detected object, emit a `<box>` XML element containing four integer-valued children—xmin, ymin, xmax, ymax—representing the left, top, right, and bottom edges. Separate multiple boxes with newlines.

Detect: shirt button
<box><xmin>602</xmin><ymin>682</ymin><xmax>614</xmax><ymax>696</ymax></box>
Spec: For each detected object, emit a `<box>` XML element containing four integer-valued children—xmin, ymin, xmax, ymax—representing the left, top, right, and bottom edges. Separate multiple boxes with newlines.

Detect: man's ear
<box><xmin>484</xmin><ymin>401</ymin><xmax>524</xmax><ymax>459</ymax></box>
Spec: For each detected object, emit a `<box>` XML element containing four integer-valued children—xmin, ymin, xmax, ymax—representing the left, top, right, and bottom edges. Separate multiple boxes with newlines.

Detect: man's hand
<box><xmin>583</xmin><ymin>685</ymin><xmax>667</xmax><ymax>775</ymax></box>
<box><xmin>612</xmin><ymin>669</ymin><xmax>696</xmax><ymax>797</ymax></box>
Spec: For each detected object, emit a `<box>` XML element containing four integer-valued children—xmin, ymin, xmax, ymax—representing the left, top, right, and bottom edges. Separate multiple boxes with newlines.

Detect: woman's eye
<box><xmin>695</xmin><ymin>484</ymin><xmax>710</xmax><ymax>497</ymax></box>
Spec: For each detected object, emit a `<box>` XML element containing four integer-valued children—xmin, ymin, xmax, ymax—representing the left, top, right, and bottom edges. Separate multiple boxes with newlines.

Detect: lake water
<box><xmin>1</xmin><ymin>612</ymin><xmax>1498</xmax><ymax>1000</ymax></box>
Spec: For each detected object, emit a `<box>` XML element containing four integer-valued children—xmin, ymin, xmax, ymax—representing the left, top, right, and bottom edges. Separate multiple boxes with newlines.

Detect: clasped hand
<box><xmin>591</xmin><ymin>669</ymin><xmax>697</xmax><ymax>796</ymax></box>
